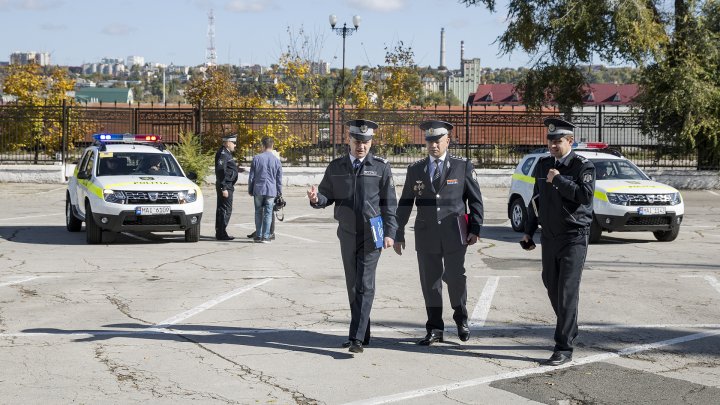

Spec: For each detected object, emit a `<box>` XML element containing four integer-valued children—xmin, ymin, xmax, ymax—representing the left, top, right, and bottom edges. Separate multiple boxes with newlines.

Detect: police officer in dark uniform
<box><xmin>394</xmin><ymin>120</ymin><xmax>484</xmax><ymax>345</ymax></box>
<box><xmin>522</xmin><ymin>118</ymin><xmax>595</xmax><ymax>366</ymax></box>
<box><xmin>215</xmin><ymin>134</ymin><xmax>239</xmax><ymax>241</ymax></box>
<box><xmin>307</xmin><ymin>119</ymin><xmax>398</xmax><ymax>354</ymax></box>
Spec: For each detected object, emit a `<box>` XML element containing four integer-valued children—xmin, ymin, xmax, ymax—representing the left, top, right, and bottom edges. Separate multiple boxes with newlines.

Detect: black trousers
<box><xmin>215</xmin><ymin>188</ymin><xmax>233</xmax><ymax>237</ymax></box>
<box><xmin>416</xmin><ymin>249</ymin><xmax>468</xmax><ymax>332</ymax></box>
<box><xmin>540</xmin><ymin>232</ymin><xmax>588</xmax><ymax>355</ymax></box>
<box><xmin>338</xmin><ymin>228</ymin><xmax>381</xmax><ymax>342</ymax></box>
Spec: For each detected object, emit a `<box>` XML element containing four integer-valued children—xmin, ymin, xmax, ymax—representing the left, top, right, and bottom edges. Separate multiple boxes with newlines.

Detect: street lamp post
<box><xmin>329</xmin><ymin>14</ymin><xmax>361</xmax><ymax>105</ymax></box>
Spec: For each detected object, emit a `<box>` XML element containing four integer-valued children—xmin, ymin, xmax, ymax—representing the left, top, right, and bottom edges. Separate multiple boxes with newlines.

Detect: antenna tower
<box><xmin>206</xmin><ymin>9</ymin><xmax>217</xmax><ymax>67</ymax></box>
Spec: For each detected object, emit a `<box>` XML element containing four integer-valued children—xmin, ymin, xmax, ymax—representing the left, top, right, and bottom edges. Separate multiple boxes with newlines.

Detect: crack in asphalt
<box><xmin>153</xmin><ymin>247</ymin><xmax>248</xmax><ymax>271</ymax></box>
<box><xmin>105</xmin><ymin>295</ymin><xmax>152</xmax><ymax>324</ymax></box>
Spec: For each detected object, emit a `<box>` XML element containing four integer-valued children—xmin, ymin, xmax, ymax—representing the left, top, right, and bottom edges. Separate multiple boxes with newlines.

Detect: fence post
<box><xmin>195</xmin><ymin>101</ymin><xmax>203</xmax><ymax>142</ymax></box>
<box><xmin>61</xmin><ymin>99</ymin><xmax>68</xmax><ymax>168</ymax></box>
<box><xmin>597</xmin><ymin>105</ymin><xmax>603</xmax><ymax>143</ymax></box>
<box><xmin>465</xmin><ymin>103</ymin><xmax>470</xmax><ymax>160</ymax></box>
<box><xmin>331</xmin><ymin>101</ymin><xmax>336</xmax><ymax>160</ymax></box>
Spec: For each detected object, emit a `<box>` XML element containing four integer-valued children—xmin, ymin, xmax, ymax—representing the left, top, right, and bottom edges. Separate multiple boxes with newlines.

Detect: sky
<box><xmin>0</xmin><ymin>0</ymin><xmax>532</xmax><ymax>70</ymax></box>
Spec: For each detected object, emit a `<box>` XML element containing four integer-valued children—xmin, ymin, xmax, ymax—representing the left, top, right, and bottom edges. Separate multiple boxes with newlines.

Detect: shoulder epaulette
<box><xmin>408</xmin><ymin>158</ymin><xmax>426</xmax><ymax>168</ymax></box>
<box><xmin>448</xmin><ymin>154</ymin><xmax>467</xmax><ymax>162</ymax></box>
<box><xmin>372</xmin><ymin>155</ymin><xmax>388</xmax><ymax>164</ymax></box>
<box><xmin>538</xmin><ymin>155</ymin><xmax>553</xmax><ymax>163</ymax></box>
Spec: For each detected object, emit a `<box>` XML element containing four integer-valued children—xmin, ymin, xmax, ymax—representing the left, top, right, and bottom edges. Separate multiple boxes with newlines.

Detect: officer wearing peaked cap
<box><xmin>522</xmin><ymin>117</ymin><xmax>595</xmax><ymax>366</ymax></box>
<box><xmin>215</xmin><ymin>134</ymin><xmax>240</xmax><ymax>241</ymax></box>
<box><xmin>306</xmin><ymin>119</ymin><xmax>398</xmax><ymax>354</ymax></box>
<box><xmin>395</xmin><ymin>120</ymin><xmax>484</xmax><ymax>346</ymax></box>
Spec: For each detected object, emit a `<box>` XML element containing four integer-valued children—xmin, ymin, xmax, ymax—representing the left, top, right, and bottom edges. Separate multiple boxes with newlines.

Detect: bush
<box><xmin>173</xmin><ymin>131</ymin><xmax>214</xmax><ymax>185</ymax></box>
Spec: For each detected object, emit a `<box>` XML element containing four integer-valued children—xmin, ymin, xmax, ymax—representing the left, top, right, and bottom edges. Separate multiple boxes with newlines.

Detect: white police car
<box><xmin>66</xmin><ymin>134</ymin><xmax>204</xmax><ymax>244</ymax></box>
<box><xmin>508</xmin><ymin>143</ymin><xmax>684</xmax><ymax>243</ymax></box>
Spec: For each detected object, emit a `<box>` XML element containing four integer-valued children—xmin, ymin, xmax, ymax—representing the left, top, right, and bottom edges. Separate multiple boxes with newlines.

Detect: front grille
<box><xmin>626</xmin><ymin>216</ymin><xmax>671</xmax><ymax>226</ymax></box>
<box><xmin>124</xmin><ymin>191</ymin><xmax>179</xmax><ymax>204</ymax></box>
<box><xmin>122</xmin><ymin>215</ymin><xmax>181</xmax><ymax>226</ymax></box>
<box><xmin>626</xmin><ymin>194</ymin><xmax>673</xmax><ymax>206</ymax></box>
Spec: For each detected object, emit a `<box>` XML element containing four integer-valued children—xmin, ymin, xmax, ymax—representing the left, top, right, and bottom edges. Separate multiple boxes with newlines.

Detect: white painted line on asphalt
<box><xmin>35</xmin><ymin>187</ymin><xmax>66</xmax><ymax>195</ymax></box>
<box><xmin>706</xmin><ymin>190</ymin><xmax>719</xmax><ymax>196</ymax></box>
<box><xmin>681</xmin><ymin>275</ymin><xmax>720</xmax><ymax>295</ymax></box>
<box><xmin>152</xmin><ymin>278</ymin><xmax>274</xmax><ymax>328</ymax></box>
<box><xmin>0</xmin><ymin>213</ymin><xmax>63</xmax><ymax>221</ymax></box>
<box><xmin>343</xmin><ymin>328</ymin><xmax>720</xmax><ymax>405</ymax></box>
<box><xmin>235</xmin><ymin>223</ymin><xmax>320</xmax><ymax>243</ymax></box>
<box><xmin>469</xmin><ymin>276</ymin><xmax>520</xmax><ymax>328</ymax></box>
<box><xmin>121</xmin><ymin>232</ymin><xmax>152</xmax><ymax>242</ymax></box>
<box><xmin>0</xmin><ymin>276</ymin><xmax>41</xmax><ymax>288</ymax></box>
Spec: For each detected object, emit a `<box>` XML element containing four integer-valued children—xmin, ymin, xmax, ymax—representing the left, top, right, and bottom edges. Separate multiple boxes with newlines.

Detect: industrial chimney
<box><xmin>439</xmin><ymin>28</ymin><xmax>447</xmax><ymax>71</ymax></box>
<box><xmin>460</xmin><ymin>40</ymin><xmax>465</xmax><ymax>75</ymax></box>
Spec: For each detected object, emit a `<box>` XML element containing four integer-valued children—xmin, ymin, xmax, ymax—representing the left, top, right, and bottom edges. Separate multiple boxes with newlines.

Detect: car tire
<box><xmin>589</xmin><ymin>216</ymin><xmax>602</xmax><ymax>244</ymax></box>
<box><xmin>66</xmin><ymin>194</ymin><xmax>82</xmax><ymax>232</ymax></box>
<box><xmin>185</xmin><ymin>223</ymin><xmax>200</xmax><ymax>242</ymax></box>
<box><xmin>653</xmin><ymin>226</ymin><xmax>680</xmax><ymax>242</ymax></box>
<box><xmin>510</xmin><ymin>198</ymin><xmax>527</xmax><ymax>232</ymax></box>
<box><xmin>85</xmin><ymin>202</ymin><xmax>103</xmax><ymax>244</ymax></box>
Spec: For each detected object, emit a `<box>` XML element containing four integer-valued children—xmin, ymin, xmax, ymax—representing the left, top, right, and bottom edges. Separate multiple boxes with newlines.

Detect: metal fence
<box><xmin>0</xmin><ymin>102</ymin><xmax>705</xmax><ymax>169</ymax></box>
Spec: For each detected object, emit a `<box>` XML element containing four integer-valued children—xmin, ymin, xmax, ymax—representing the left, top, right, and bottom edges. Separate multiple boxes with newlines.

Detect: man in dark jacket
<box><xmin>215</xmin><ymin>134</ymin><xmax>239</xmax><ymax>241</ymax></box>
<box><xmin>307</xmin><ymin>119</ymin><xmax>398</xmax><ymax>354</ymax></box>
<box><xmin>394</xmin><ymin>120</ymin><xmax>484</xmax><ymax>345</ymax></box>
<box><xmin>522</xmin><ymin>118</ymin><xmax>596</xmax><ymax>366</ymax></box>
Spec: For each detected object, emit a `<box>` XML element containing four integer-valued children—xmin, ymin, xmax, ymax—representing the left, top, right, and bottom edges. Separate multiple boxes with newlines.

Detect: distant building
<box><xmin>75</xmin><ymin>88</ymin><xmax>134</xmax><ymax>104</ymax></box>
<box><xmin>126</xmin><ymin>55</ymin><xmax>145</xmax><ymax>66</ymax></box>
<box><xmin>10</xmin><ymin>51</ymin><xmax>51</xmax><ymax>66</ymax></box>
<box><xmin>310</xmin><ymin>61</ymin><xmax>329</xmax><ymax>75</ymax></box>
<box><xmin>422</xmin><ymin>76</ymin><xmax>441</xmax><ymax>94</ymax></box>
<box><xmin>446</xmin><ymin>58</ymin><xmax>482</xmax><ymax>104</ymax></box>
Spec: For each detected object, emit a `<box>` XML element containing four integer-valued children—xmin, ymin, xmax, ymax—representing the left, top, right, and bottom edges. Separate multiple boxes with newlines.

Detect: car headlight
<box><xmin>669</xmin><ymin>192</ymin><xmax>682</xmax><ymax>205</ymax></box>
<box><xmin>178</xmin><ymin>189</ymin><xmax>197</xmax><ymax>204</ymax></box>
<box><xmin>103</xmin><ymin>189</ymin><xmax>126</xmax><ymax>204</ymax></box>
<box><xmin>607</xmin><ymin>193</ymin><xmax>630</xmax><ymax>206</ymax></box>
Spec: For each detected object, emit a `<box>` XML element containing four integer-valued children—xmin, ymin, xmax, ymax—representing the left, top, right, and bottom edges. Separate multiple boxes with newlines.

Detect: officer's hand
<box><xmin>547</xmin><ymin>168</ymin><xmax>559</xmax><ymax>183</ymax></box>
<box><xmin>383</xmin><ymin>237</ymin><xmax>394</xmax><ymax>249</ymax></box>
<box><xmin>307</xmin><ymin>185</ymin><xmax>318</xmax><ymax>204</ymax></box>
<box><xmin>467</xmin><ymin>233</ymin><xmax>479</xmax><ymax>245</ymax></box>
<box><xmin>393</xmin><ymin>241</ymin><xmax>405</xmax><ymax>255</ymax></box>
<box><xmin>520</xmin><ymin>234</ymin><xmax>536</xmax><ymax>251</ymax></box>
<box><xmin>222</xmin><ymin>190</ymin><xmax>229</xmax><ymax>198</ymax></box>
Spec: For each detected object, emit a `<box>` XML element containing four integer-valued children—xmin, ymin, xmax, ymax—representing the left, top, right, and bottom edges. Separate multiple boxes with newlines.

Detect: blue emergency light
<box><xmin>93</xmin><ymin>134</ymin><xmax>161</xmax><ymax>142</ymax></box>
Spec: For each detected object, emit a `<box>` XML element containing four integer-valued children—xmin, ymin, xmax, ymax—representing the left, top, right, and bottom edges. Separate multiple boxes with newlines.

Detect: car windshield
<box><xmin>97</xmin><ymin>153</ymin><xmax>183</xmax><ymax>177</ymax></box>
<box><xmin>592</xmin><ymin>159</ymin><xmax>649</xmax><ymax>181</ymax></box>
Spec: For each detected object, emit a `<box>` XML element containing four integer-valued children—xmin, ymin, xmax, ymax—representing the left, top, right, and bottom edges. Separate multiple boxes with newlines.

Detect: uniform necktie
<box><xmin>353</xmin><ymin>158</ymin><xmax>362</xmax><ymax>175</ymax></box>
<box><xmin>432</xmin><ymin>159</ymin><xmax>442</xmax><ymax>190</ymax></box>
<box><xmin>554</xmin><ymin>160</ymin><xmax>562</xmax><ymax>169</ymax></box>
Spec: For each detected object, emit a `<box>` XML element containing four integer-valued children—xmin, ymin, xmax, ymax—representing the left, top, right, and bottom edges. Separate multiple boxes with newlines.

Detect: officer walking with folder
<box><xmin>394</xmin><ymin>120</ymin><xmax>484</xmax><ymax>345</ymax></box>
<box><xmin>307</xmin><ymin>119</ymin><xmax>398</xmax><ymax>354</ymax></box>
<box><xmin>521</xmin><ymin>117</ymin><xmax>595</xmax><ymax>366</ymax></box>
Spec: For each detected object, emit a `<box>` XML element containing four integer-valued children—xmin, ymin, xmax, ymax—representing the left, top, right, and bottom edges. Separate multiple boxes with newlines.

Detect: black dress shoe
<box><xmin>247</xmin><ymin>231</ymin><xmax>256</xmax><ymax>238</ymax></box>
<box><xmin>540</xmin><ymin>352</ymin><xmax>572</xmax><ymax>366</ymax></box>
<box><xmin>342</xmin><ymin>338</ymin><xmax>370</xmax><ymax>348</ymax></box>
<box><xmin>417</xmin><ymin>330</ymin><xmax>444</xmax><ymax>346</ymax></box>
<box><xmin>457</xmin><ymin>321</ymin><xmax>470</xmax><ymax>342</ymax></box>
<box><xmin>348</xmin><ymin>340</ymin><xmax>363</xmax><ymax>353</ymax></box>
<box><xmin>216</xmin><ymin>235</ymin><xmax>235</xmax><ymax>241</ymax></box>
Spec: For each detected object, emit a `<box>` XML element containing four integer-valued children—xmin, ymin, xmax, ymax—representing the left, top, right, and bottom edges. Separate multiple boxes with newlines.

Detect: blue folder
<box><xmin>369</xmin><ymin>215</ymin><xmax>384</xmax><ymax>249</ymax></box>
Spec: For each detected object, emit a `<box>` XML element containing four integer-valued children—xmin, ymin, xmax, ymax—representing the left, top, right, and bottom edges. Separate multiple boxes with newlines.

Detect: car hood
<box><xmin>95</xmin><ymin>175</ymin><xmax>200</xmax><ymax>192</ymax></box>
<box><xmin>596</xmin><ymin>179</ymin><xmax>679</xmax><ymax>194</ymax></box>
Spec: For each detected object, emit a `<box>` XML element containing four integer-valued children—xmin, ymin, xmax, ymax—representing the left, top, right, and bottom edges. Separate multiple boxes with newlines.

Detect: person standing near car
<box><xmin>248</xmin><ymin>136</ymin><xmax>282</xmax><ymax>243</ymax></box>
<box><xmin>215</xmin><ymin>134</ymin><xmax>239</xmax><ymax>241</ymax></box>
<box><xmin>394</xmin><ymin>120</ymin><xmax>484</xmax><ymax>346</ymax></box>
<box><xmin>306</xmin><ymin>119</ymin><xmax>397</xmax><ymax>354</ymax></box>
<box><xmin>521</xmin><ymin>118</ymin><xmax>595</xmax><ymax>366</ymax></box>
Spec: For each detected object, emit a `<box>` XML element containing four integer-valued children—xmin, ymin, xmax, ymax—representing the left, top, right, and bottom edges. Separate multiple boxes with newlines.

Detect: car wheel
<box><xmin>85</xmin><ymin>202</ymin><xmax>103</xmax><ymax>244</ymax></box>
<box><xmin>66</xmin><ymin>194</ymin><xmax>82</xmax><ymax>232</ymax></box>
<box><xmin>510</xmin><ymin>198</ymin><xmax>527</xmax><ymax>232</ymax></box>
<box><xmin>185</xmin><ymin>223</ymin><xmax>200</xmax><ymax>242</ymax></box>
<box><xmin>653</xmin><ymin>226</ymin><xmax>680</xmax><ymax>242</ymax></box>
<box><xmin>589</xmin><ymin>216</ymin><xmax>602</xmax><ymax>244</ymax></box>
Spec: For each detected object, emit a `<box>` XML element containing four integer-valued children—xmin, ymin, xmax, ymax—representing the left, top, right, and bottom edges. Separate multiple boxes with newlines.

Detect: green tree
<box><xmin>274</xmin><ymin>25</ymin><xmax>324</xmax><ymax>106</ymax></box>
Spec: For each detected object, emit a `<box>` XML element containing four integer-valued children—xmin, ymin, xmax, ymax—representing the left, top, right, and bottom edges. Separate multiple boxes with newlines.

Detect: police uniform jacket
<box><xmin>215</xmin><ymin>146</ymin><xmax>239</xmax><ymax>191</ymax></box>
<box><xmin>396</xmin><ymin>155</ymin><xmax>484</xmax><ymax>254</ymax></box>
<box><xmin>311</xmin><ymin>153</ymin><xmax>398</xmax><ymax>240</ymax></box>
<box><xmin>525</xmin><ymin>151</ymin><xmax>595</xmax><ymax>238</ymax></box>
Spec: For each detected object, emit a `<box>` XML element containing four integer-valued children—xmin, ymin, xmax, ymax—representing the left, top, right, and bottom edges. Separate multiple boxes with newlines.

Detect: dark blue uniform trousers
<box><xmin>338</xmin><ymin>229</ymin><xmax>380</xmax><ymax>342</ymax></box>
<box><xmin>540</xmin><ymin>232</ymin><xmax>588</xmax><ymax>355</ymax></box>
<box><xmin>417</xmin><ymin>249</ymin><xmax>468</xmax><ymax>332</ymax></box>
<box><xmin>215</xmin><ymin>188</ymin><xmax>233</xmax><ymax>238</ymax></box>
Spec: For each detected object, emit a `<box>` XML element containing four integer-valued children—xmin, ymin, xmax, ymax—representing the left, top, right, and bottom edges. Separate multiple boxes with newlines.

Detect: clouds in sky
<box><xmin>346</xmin><ymin>0</ymin><xmax>406</xmax><ymax>12</ymax></box>
<box><xmin>2</xmin><ymin>0</ymin><xmax>63</xmax><ymax>10</ymax></box>
<box><xmin>225</xmin><ymin>0</ymin><xmax>271</xmax><ymax>13</ymax></box>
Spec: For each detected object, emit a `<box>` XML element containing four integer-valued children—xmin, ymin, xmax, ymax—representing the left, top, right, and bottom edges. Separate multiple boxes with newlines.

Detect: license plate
<box><xmin>135</xmin><ymin>206</ymin><xmax>171</xmax><ymax>215</ymax></box>
<box><xmin>638</xmin><ymin>206</ymin><xmax>666</xmax><ymax>215</ymax></box>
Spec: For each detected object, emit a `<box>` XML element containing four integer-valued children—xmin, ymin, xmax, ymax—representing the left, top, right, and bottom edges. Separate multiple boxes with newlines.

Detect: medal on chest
<box><xmin>413</xmin><ymin>180</ymin><xmax>425</xmax><ymax>196</ymax></box>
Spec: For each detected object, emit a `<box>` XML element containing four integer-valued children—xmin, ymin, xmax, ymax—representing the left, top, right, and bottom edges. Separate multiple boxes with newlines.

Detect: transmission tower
<box><xmin>206</xmin><ymin>9</ymin><xmax>217</xmax><ymax>67</ymax></box>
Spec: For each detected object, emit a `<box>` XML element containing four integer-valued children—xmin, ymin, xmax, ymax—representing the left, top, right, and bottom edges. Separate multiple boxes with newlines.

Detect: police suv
<box><xmin>508</xmin><ymin>143</ymin><xmax>684</xmax><ymax>243</ymax></box>
<box><xmin>66</xmin><ymin>134</ymin><xmax>204</xmax><ymax>244</ymax></box>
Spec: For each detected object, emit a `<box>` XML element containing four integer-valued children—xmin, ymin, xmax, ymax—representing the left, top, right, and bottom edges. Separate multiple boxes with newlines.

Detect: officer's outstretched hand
<box><xmin>393</xmin><ymin>241</ymin><xmax>405</xmax><ymax>255</ymax></box>
<box><xmin>383</xmin><ymin>237</ymin><xmax>394</xmax><ymax>249</ymax></box>
<box><xmin>307</xmin><ymin>185</ymin><xmax>318</xmax><ymax>204</ymax></box>
<box><xmin>467</xmin><ymin>233</ymin><xmax>479</xmax><ymax>245</ymax></box>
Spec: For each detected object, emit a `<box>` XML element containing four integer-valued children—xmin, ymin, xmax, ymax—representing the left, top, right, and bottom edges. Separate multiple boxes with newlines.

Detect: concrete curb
<box><xmin>1</xmin><ymin>164</ymin><xmax>718</xmax><ymax>189</ymax></box>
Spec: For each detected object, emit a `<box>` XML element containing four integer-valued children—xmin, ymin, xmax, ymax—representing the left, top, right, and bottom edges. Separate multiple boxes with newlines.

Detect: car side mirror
<box><xmin>77</xmin><ymin>171</ymin><xmax>89</xmax><ymax>180</ymax></box>
<box><xmin>186</xmin><ymin>171</ymin><xmax>198</xmax><ymax>181</ymax></box>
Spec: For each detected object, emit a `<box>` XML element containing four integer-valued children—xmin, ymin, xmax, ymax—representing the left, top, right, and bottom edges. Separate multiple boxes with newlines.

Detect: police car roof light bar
<box><xmin>92</xmin><ymin>133</ymin><xmax>165</xmax><ymax>151</ymax></box>
<box><xmin>573</xmin><ymin>142</ymin><xmax>608</xmax><ymax>149</ymax></box>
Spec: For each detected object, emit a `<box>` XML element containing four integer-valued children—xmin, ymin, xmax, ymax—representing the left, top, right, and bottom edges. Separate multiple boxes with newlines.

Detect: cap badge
<box><xmin>360</xmin><ymin>124</ymin><xmax>368</xmax><ymax>133</ymax></box>
<box><xmin>548</xmin><ymin>123</ymin><xmax>556</xmax><ymax>132</ymax></box>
